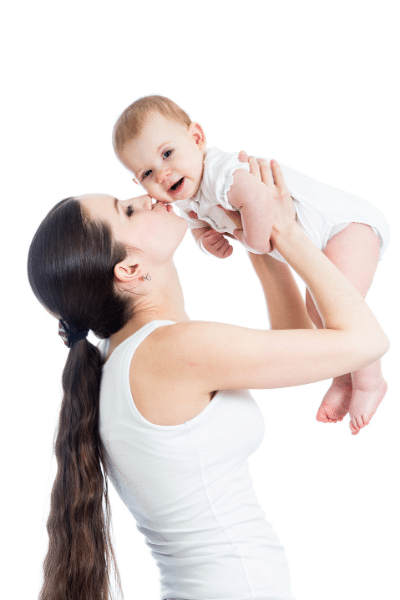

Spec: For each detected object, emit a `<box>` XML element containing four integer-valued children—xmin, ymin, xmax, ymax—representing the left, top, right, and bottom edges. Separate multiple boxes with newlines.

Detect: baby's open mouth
<box><xmin>169</xmin><ymin>178</ymin><xmax>184</xmax><ymax>193</ymax></box>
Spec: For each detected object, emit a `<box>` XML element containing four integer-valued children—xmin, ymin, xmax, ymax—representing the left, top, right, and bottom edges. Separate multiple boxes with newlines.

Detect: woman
<box><xmin>28</xmin><ymin>157</ymin><xmax>389</xmax><ymax>600</ymax></box>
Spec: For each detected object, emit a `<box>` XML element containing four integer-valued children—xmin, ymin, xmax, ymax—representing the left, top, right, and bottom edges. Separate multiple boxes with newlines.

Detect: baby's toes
<box><xmin>356</xmin><ymin>414</ymin><xmax>368</xmax><ymax>430</ymax></box>
<box><xmin>361</xmin><ymin>414</ymin><xmax>370</xmax><ymax>426</ymax></box>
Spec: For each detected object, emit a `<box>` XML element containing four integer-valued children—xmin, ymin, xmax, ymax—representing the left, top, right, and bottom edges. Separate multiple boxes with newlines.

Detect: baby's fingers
<box><xmin>201</xmin><ymin>231</ymin><xmax>233</xmax><ymax>258</ymax></box>
<box><xmin>215</xmin><ymin>236</ymin><xmax>233</xmax><ymax>258</ymax></box>
<box><xmin>210</xmin><ymin>233</ymin><xmax>229</xmax><ymax>251</ymax></box>
<box><xmin>222</xmin><ymin>245</ymin><xmax>233</xmax><ymax>258</ymax></box>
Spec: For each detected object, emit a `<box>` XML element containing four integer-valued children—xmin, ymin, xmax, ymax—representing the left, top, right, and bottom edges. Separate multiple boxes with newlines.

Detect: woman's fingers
<box><xmin>238</xmin><ymin>150</ymin><xmax>261</xmax><ymax>183</ymax></box>
<box><xmin>246</xmin><ymin>156</ymin><xmax>276</xmax><ymax>190</ymax></box>
<box><xmin>257</xmin><ymin>158</ymin><xmax>275</xmax><ymax>188</ymax></box>
<box><xmin>267</xmin><ymin>160</ymin><xmax>297</xmax><ymax>234</ymax></box>
<box><xmin>238</xmin><ymin>153</ymin><xmax>277</xmax><ymax>191</ymax></box>
<box><xmin>247</xmin><ymin>155</ymin><xmax>261</xmax><ymax>180</ymax></box>
<box><xmin>270</xmin><ymin>159</ymin><xmax>288</xmax><ymax>192</ymax></box>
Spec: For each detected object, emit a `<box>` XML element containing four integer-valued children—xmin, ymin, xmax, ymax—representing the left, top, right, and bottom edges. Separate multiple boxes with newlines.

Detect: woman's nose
<box><xmin>141</xmin><ymin>194</ymin><xmax>153</xmax><ymax>209</ymax></box>
<box><xmin>156</xmin><ymin>168</ymin><xmax>172</xmax><ymax>184</ymax></box>
<box><xmin>123</xmin><ymin>195</ymin><xmax>152</xmax><ymax>210</ymax></box>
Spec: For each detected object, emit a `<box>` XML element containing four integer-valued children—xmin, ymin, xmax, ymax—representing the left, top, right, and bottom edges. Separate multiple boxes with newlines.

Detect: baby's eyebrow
<box><xmin>133</xmin><ymin>164</ymin><xmax>146</xmax><ymax>179</ymax></box>
<box><xmin>158</xmin><ymin>141</ymin><xmax>172</xmax><ymax>151</ymax></box>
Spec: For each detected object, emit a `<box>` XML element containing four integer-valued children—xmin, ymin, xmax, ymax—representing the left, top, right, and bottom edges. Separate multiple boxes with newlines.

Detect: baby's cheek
<box><xmin>143</xmin><ymin>182</ymin><xmax>157</xmax><ymax>197</ymax></box>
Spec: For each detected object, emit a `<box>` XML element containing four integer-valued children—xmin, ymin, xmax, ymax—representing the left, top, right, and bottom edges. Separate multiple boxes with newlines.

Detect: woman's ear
<box><xmin>114</xmin><ymin>260</ymin><xmax>141</xmax><ymax>284</ymax></box>
<box><xmin>189</xmin><ymin>122</ymin><xmax>206</xmax><ymax>149</ymax></box>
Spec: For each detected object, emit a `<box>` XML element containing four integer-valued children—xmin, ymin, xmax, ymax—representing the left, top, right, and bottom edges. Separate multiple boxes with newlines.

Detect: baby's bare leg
<box><xmin>307</xmin><ymin>223</ymin><xmax>387</xmax><ymax>434</ymax></box>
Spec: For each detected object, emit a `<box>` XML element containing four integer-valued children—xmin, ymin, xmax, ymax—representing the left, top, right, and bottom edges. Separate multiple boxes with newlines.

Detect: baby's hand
<box><xmin>199</xmin><ymin>229</ymin><xmax>233</xmax><ymax>259</ymax></box>
<box><xmin>188</xmin><ymin>210</ymin><xmax>234</xmax><ymax>258</ymax></box>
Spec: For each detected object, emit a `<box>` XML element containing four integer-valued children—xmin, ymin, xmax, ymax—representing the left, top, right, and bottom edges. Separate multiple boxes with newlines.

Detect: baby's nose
<box><xmin>156</xmin><ymin>168</ymin><xmax>172</xmax><ymax>184</ymax></box>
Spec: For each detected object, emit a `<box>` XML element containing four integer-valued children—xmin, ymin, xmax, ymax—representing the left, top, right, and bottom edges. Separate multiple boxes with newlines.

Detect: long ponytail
<box><xmin>28</xmin><ymin>198</ymin><xmax>131</xmax><ymax>600</ymax></box>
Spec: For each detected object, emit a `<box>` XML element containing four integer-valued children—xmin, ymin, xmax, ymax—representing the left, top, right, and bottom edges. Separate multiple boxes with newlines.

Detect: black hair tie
<box><xmin>58</xmin><ymin>319</ymin><xmax>89</xmax><ymax>348</ymax></box>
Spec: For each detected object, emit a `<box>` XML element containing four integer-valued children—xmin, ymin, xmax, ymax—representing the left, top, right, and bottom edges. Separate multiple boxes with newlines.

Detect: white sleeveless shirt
<box><xmin>99</xmin><ymin>321</ymin><xmax>294</xmax><ymax>600</ymax></box>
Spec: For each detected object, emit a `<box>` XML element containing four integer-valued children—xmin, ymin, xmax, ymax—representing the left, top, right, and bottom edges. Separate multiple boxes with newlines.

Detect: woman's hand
<box><xmin>238</xmin><ymin>151</ymin><xmax>297</xmax><ymax>250</ymax></box>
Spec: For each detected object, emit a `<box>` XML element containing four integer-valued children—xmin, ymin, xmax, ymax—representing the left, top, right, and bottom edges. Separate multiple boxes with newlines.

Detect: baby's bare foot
<box><xmin>349</xmin><ymin>378</ymin><xmax>388</xmax><ymax>435</ymax></box>
<box><xmin>316</xmin><ymin>374</ymin><xmax>352</xmax><ymax>423</ymax></box>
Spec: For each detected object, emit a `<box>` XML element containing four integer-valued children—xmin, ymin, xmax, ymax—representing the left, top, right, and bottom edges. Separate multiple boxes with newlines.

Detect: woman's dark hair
<box><xmin>28</xmin><ymin>198</ymin><xmax>132</xmax><ymax>600</ymax></box>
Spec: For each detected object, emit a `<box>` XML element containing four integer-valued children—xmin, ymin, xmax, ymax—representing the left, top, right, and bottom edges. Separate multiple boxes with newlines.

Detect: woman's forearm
<box><xmin>274</xmin><ymin>223</ymin><xmax>389</xmax><ymax>360</ymax></box>
<box><xmin>249</xmin><ymin>252</ymin><xmax>314</xmax><ymax>330</ymax></box>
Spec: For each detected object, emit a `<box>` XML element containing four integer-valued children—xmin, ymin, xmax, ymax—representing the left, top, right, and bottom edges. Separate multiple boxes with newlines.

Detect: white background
<box><xmin>1</xmin><ymin>2</ymin><xmax>399</xmax><ymax>599</ymax></box>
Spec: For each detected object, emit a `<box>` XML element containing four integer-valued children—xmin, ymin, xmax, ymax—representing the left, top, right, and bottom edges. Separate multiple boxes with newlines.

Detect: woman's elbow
<box><xmin>378</xmin><ymin>331</ymin><xmax>391</xmax><ymax>358</ymax></box>
<box><xmin>365</xmin><ymin>330</ymin><xmax>390</xmax><ymax>364</ymax></box>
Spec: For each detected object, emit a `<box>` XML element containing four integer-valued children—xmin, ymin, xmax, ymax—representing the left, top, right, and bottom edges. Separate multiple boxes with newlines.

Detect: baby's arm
<box><xmin>227</xmin><ymin>168</ymin><xmax>274</xmax><ymax>254</ymax></box>
<box><xmin>191</xmin><ymin>223</ymin><xmax>233</xmax><ymax>259</ymax></box>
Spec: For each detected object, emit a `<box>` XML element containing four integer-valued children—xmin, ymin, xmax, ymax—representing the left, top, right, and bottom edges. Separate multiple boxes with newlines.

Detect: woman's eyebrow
<box><xmin>114</xmin><ymin>198</ymin><xmax>119</xmax><ymax>214</ymax></box>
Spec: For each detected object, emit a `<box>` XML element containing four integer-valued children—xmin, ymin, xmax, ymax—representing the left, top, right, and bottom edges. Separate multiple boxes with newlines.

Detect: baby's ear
<box><xmin>189</xmin><ymin>122</ymin><xmax>206</xmax><ymax>148</ymax></box>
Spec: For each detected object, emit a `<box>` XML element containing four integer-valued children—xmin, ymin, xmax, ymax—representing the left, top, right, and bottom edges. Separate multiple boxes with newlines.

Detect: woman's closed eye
<box><xmin>126</xmin><ymin>205</ymin><xmax>135</xmax><ymax>217</ymax></box>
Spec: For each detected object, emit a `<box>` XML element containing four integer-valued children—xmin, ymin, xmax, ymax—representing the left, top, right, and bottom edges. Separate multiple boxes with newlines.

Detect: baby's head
<box><xmin>113</xmin><ymin>96</ymin><xmax>206</xmax><ymax>203</ymax></box>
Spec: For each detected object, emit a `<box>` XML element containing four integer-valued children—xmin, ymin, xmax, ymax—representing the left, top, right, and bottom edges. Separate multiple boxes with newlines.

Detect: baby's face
<box><xmin>119</xmin><ymin>112</ymin><xmax>206</xmax><ymax>204</ymax></box>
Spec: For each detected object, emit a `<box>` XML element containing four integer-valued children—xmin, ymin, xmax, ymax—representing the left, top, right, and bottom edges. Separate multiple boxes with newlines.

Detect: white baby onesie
<box><xmin>174</xmin><ymin>147</ymin><xmax>390</xmax><ymax>261</ymax></box>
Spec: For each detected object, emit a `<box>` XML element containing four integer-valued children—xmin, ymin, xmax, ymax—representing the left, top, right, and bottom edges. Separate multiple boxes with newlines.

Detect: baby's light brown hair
<box><xmin>112</xmin><ymin>95</ymin><xmax>192</xmax><ymax>157</ymax></box>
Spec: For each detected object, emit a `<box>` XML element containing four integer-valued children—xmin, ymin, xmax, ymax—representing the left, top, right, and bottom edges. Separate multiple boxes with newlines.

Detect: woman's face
<box><xmin>77</xmin><ymin>193</ymin><xmax>188</xmax><ymax>263</ymax></box>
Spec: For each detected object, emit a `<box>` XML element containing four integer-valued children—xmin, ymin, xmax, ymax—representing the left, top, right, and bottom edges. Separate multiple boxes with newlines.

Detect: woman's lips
<box><xmin>156</xmin><ymin>201</ymin><xmax>173</xmax><ymax>212</ymax></box>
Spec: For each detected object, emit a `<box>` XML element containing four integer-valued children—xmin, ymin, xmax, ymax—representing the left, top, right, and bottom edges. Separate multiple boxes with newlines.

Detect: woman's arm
<box><xmin>147</xmin><ymin>160</ymin><xmax>389</xmax><ymax>395</ymax></box>
<box><xmin>154</xmin><ymin>228</ymin><xmax>388</xmax><ymax>393</ymax></box>
<box><xmin>249</xmin><ymin>252</ymin><xmax>314</xmax><ymax>330</ymax></box>
<box><xmin>245</xmin><ymin>153</ymin><xmax>314</xmax><ymax>330</ymax></box>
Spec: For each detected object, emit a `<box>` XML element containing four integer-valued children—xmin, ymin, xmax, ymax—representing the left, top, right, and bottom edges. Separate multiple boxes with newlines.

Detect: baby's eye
<box><xmin>163</xmin><ymin>149</ymin><xmax>172</xmax><ymax>159</ymax></box>
<box><xmin>126</xmin><ymin>205</ymin><xmax>134</xmax><ymax>217</ymax></box>
<box><xmin>142</xmin><ymin>170</ymin><xmax>152</xmax><ymax>180</ymax></box>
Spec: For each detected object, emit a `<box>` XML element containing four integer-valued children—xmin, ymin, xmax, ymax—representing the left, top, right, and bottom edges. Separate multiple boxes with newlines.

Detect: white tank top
<box><xmin>99</xmin><ymin>321</ymin><xmax>294</xmax><ymax>600</ymax></box>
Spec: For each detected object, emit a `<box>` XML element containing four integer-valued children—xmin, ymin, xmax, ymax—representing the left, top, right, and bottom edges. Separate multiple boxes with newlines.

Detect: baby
<box><xmin>112</xmin><ymin>95</ymin><xmax>390</xmax><ymax>435</ymax></box>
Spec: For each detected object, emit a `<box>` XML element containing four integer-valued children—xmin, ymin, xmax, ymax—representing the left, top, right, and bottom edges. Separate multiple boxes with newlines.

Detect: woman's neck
<box><xmin>108</xmin><ymin>262</ymin><xmax>190</xmax><ymax>350</ymax></box>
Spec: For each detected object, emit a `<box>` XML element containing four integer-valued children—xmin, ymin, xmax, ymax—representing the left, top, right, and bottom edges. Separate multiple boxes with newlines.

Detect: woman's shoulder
<box><xmin>151</xmin><ymin>319</ymin><xmax>242</xmax><ymax>353</ymax></box>
<box><xmin>130</xmin><ymin>319</ymin><xmax>237</xmax><ymax>388</ymax></box>
<box><xmin>129</xmin><ymin>320</ymin><xmax>222</xmax><ymax>426</ymax></box>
